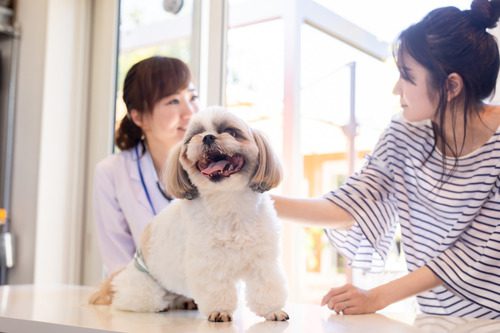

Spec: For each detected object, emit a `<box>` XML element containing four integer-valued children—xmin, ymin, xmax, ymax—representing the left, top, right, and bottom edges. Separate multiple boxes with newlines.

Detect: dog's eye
<box><xmin>223</xmin><ymin>128</ymin><xmax>238</xmax><ymax>138</ymax></box>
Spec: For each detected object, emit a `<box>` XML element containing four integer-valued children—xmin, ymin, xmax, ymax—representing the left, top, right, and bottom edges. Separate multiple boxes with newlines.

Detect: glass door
<box><xmin>115</xmin><ymin>0</ymin><xmax>196</xmax><ymax>141</ymax></box>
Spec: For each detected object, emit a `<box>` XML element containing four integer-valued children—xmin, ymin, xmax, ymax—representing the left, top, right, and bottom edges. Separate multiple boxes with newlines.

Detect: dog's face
<box><xmin>183</xmin><ymin>109</ymin><xmax>258</xmax><ymax>186</ymax></box>
<box><xmin>164</xmin><ymin>107</ymin><xmax>282</xmax><ymax>199</ymax></box>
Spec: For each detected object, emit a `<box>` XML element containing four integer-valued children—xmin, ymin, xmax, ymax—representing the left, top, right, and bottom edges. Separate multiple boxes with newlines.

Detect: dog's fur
<box><xmin>90</xmin><ymin>107</ymin><xmax>288</xmax><ymax>322</ymax></box>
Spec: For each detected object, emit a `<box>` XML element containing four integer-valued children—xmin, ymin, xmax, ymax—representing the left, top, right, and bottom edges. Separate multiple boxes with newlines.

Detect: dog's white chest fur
<box><xmin>147</xmin><ymin>191</ymin><xmax>281</xmax><ymax>299</ymax></box>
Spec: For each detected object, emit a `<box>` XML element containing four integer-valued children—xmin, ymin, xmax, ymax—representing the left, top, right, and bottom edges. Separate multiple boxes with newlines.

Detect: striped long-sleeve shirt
<box><xmin>324</xmin><ymin>116</ymin><xmax>500</xmax><ymax>319</ymax></box>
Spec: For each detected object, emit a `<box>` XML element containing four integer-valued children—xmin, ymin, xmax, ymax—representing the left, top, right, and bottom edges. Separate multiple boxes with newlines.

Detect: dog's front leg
<box><xmin>111</xmin><ymin>263</ymin><xmax>170</xmax><ymax>312</ymax></box>
<box><xmin>244</xmin><ymin>262</ymin><xmax>289</xmax><ymax>321</ymax></box>
<box><xmin>186</xmin><ymin>268</ymin><xmax>238</xmax><ymax>322</ymax></box>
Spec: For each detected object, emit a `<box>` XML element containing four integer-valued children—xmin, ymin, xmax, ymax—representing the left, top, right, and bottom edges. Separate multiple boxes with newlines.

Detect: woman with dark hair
<box><xmin>93</xmin><ymin>56</ymin><xmax>199</xmax><ymax>274</ymax></box>
<box><xmin>274</xmin><ymin>0</ymin><xmax>500</xmax><ymax>318</ymax></box>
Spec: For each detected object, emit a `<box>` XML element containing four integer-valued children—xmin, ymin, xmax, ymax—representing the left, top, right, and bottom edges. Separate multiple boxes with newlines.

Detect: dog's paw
<box><xmin>264</xmin><ymin>310</ymin><xmax>289</xmax><ymax>321</ymax></box>
<box><xmin>208</xmin><ymin>311</ymin><xmax>232</xmax><ymax>322</ymax></box>
<box><xmin>181</xmin><ymin>299</ymin><xmax>198</xmax><ymax>310</ymax></box>
<box><xmin>169</xmin><ymin>296</ymin><xmax>198</xmax><ymax>310</ymax></box>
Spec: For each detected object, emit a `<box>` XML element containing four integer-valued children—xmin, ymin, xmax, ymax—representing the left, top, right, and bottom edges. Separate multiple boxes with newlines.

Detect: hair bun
<box><xmin>470</xmin><ymin>0</ymin><xmax>500</xmax><ymax>29</ymax></box>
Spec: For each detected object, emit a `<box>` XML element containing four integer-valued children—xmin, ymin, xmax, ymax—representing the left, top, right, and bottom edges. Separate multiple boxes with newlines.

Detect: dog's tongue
<box><xmin>201</xmin><ymin>160</ymin><xmax>230</xmax><ymax>175</ymax></box>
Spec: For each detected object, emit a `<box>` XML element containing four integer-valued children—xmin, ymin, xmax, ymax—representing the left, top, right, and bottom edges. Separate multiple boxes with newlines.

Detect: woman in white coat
<box><xmin>93</xmin><ymin>56</ymin><xmax>199</xmax><ymax>274</ymax></box>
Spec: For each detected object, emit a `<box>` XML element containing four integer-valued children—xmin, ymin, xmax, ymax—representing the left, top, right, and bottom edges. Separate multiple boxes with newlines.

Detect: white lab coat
<box><xmin>93</xmin><ymin>144</ymin><xmax>170</xmax><ymax>274</ymax></box>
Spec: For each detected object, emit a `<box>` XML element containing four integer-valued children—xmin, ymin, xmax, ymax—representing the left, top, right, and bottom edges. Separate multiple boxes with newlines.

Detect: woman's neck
<box><xmin>144</xmin><ymin>140</ymin><xmax>171</xmax><ymax>176</ymax></box>
<box><xmin>437</xmin><ymin>104</ymin><xmax>500</xmax><ymax>157</ymax></box>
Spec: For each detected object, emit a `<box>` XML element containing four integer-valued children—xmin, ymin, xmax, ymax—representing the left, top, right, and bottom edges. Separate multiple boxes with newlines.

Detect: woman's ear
<box><xmin>129</xmin><ymin>109</ymin><xmax>143</xmax><ymax>128</ymax></box>
<box><xmin>446</xmin><ymin>73</ymin><xmax>464</xmax><ymax>102</ymax></box>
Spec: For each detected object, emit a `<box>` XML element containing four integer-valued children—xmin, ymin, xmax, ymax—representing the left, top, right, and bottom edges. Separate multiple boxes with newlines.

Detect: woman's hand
<box><xmin>321</xmin><ymin>267</ymin><xmax>441</xmax><ymax>315</ymax></box>
<box><xmin>320</xmin><ymin>283</ymin><xmax>385</xmax><ymax>315</ymax></box>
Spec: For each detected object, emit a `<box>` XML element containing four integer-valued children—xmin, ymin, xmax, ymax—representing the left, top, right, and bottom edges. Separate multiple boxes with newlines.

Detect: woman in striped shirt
<box><xmin>274</xmin><ymin>0</ymin><xmax>500</xmax><ymax>318</ymax></box>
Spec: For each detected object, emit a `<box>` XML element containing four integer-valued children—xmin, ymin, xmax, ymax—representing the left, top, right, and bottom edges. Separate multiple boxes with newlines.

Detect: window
<box><xmin>226</xmin><ymin>16</ymin><xmax>284</xmax><ymax>153</ymax></box>
<box><xmin>225</xmin><ymin>0</ymin><xmax>467</xmax><ymax>307</ymax></box>
<box><xmin>115</xmin><ymin>0</ymin><xmax>195</xmax><ymax>138</ymax></box>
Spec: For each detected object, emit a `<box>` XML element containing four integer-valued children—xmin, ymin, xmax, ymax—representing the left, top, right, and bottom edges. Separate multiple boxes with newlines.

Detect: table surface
<box><xmin>0</xmin><ymin>285</ymin><xmax>498</xmax><ymax>333</ymax></box>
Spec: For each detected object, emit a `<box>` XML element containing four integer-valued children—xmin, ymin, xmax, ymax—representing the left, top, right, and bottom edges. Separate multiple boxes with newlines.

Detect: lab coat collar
<box><xmin>128</xmin><ymin>143</ymin><xmax>161</xmax><ymax>216</ymax></box>
<box><xmin>129</xmin><ymin>143</ymin><xmax>160</xmax><ymax>183</ymax></box>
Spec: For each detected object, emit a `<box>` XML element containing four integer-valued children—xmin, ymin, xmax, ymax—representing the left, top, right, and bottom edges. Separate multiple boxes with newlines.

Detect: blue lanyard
<box><xmin>135</xmin><ymin>145</ymin><xmax>157</xmax><ymax>215</ymax></box>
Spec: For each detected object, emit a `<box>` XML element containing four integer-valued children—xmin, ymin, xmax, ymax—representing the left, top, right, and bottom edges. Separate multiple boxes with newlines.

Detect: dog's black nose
<box><xmin>203</xmin><ymin>134</ymin><xmax>216</xmax><ymax>145</ymax></box>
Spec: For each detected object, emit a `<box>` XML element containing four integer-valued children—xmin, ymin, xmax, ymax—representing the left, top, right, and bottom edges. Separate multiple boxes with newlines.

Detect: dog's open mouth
<box><xmin>196</xmin><ymin>153</ymin><xmax>245</xmax><ymax>181</ymax></box>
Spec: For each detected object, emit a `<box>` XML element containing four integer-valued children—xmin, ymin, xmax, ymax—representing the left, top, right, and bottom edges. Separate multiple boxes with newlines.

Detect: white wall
<box><xmin>33</xmin><ymin>0</ymin><xmax>91</xmax><ymax>284</ymax></box>
<box><xmin>81</xmin><ymin>0</ymin><xmax>119</xmax><ymax>286</ymax></box>
<box><xmin>8</xmin><ymin>0</ymin><xmax>49</xmax><ymax>284</ymax></box>
<box><xmin>10</xmin><ymin>0</ymin><xmax>92</xmax><ymax>285</ymax></box>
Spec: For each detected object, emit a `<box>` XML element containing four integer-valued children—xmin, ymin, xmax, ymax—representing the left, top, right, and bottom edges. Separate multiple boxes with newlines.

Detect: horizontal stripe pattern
<box><xmin>324</xmin><ymin>116</ymin><xmax>500</xmax><ymax>318</ymax></box>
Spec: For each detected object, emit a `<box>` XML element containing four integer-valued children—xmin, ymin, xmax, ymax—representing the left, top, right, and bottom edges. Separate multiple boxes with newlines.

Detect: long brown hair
<box><xmin>115</xmin><ymin>56</ymin><xmax>191</xmax><ymax>150</ymax></box>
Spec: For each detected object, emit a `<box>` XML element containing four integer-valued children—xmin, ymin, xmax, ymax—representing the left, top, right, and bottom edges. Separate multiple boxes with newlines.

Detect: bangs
<box><xmin>142</xmin><ymin>57</ymin><xmax>191</xmax><ymax>111</ymax></box>
<box><xmin>392</xmin><ymin>37</ymin><xmax>416</xmax><ymax>84</ymax></box>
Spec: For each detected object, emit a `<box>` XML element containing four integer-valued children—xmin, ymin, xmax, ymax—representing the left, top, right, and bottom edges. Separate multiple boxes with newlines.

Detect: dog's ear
<box><xmin>250</xmin><ymin>129</ymin><xmax>282</xmax><ymax>193</ymax></box>
<box><xmin>163</xmin><ymin>142</ymin><xmax>198</xmax><ymax>200</ymax></box>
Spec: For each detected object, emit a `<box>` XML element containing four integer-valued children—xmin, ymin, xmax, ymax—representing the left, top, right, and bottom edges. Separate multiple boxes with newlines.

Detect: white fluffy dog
<box><xmin>90</xmin><ymin>107</ymin><xmax>288</xmax><ymax>322</ymax></box>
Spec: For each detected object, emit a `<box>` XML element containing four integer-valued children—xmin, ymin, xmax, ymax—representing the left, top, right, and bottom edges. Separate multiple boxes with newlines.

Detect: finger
<box><xmin>321</xmin><ymin>284</ymin><xmax>351</xmax><ymax>306</ymax></box>
<box><xmin>329</xmin><ymin>299</ymin><xmax>340</xmax><ymax>313</ymax></box>
<box><xmin>327</xmin><ymin>292</ymin><xmax>352</xmax><ymax>311</ymax></box>
<box><xmin>342</xmin><ymin>305</ymin><xmax>358</xmax><ymax>315</ymax></box>
<box><xmin>322</xmin><ymin>290</ymin><xmax>346</xmax><ymax>307</ymax></box>
<box><xmin>332</xmin><ymin>301</ymin><xmax>351</xmax><ymax>314</ymax></box>
<box><xmin>321</xmin><ymin>293</ymin><xmax>330</xmax><ymax>306</ymax></box>
<box><xmin>321</xmin><ymin>291</ymin><xmax>333</xmax><ymax>306</ymax></box>
<box><xmin>325</xmin><ymin>291</ymin><xmax>351</xmax><ymax>310</ymax></box>
<box><xmin>328</xmin><ymin>291</ymin><xmax>351</xmax><ymax>307</ymax></box>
